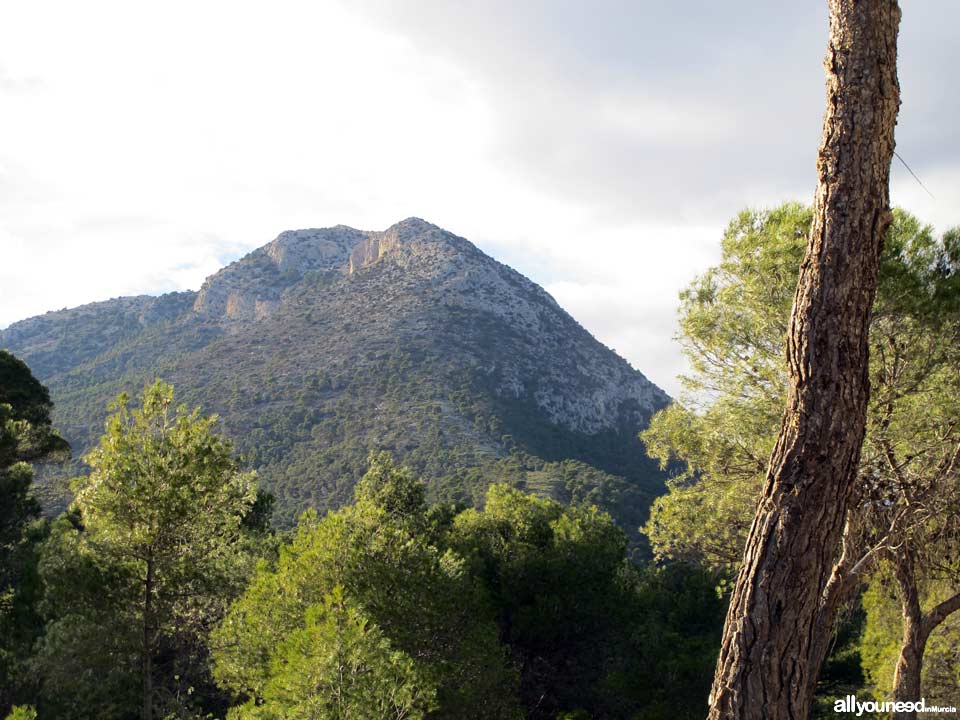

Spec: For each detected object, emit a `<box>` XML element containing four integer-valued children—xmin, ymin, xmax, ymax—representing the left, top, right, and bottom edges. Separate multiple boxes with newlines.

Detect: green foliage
<box><xmin>35</xmin><ymin>381</ymin><xmax>261</xmax><ymax>719</ymax></box>
<box><xmin>8</xmin><ymin>431</ymin><xmax>725</xmax><ymax>719</ymax></box>
<box><xmin>3</xmin><ymin>707</ymin><xmax>36</xmax><ymax>720</ymax></box>
<box><xmin>0</xmin><ymin>351</ymin><xmax>67</xmax><ymax>714</ymax></box>
<box><xmin>353</xmin><ymin>451</ymin><xmax>427</xmax><ymax>522</ymax></box>
<box><xmin>859</xmin><ymin>574</ymin><xmax>902</xmax><ymax>696</ymax></box>
<box><xmin>642</xmin><ymin>203</ymin><xmax>960</xmax><ymax>706</ymax></box>
<box><xmin>643</xmin><ymin>205</ymin><xmax>960</xmax><ymax>575</ymax></box>
<box><xmin>860</xmin><ymin>571</ymin><xmax>960</xmax><ymax>704</ymax></box>
<box><xmin>0</xmin><ymin>350</ymin><xmax>68</xmax><ymax>556</ymax></box>
<box><xmin>641</xmin><ymin>203</ymin><xmax>808</xmax><ymax>574</ymax></box>
<box><xmin>216</xmin><ymin>456</ymin><xmax>725</xmax><ymax>720</ymax></box>
<box><xmin>611</xmin><ymin>564</ymin><xmax>728</xmax><ymax>720</ymax></box>
<box><xmin>446</xmin><ymin>484</ymin><xmax>724</xmax><ymax>719</ymax></box>
<box><xmin>0</xmin><ymin>350</ymin><xmax>60</xmax><ymax>431</ymax></box>
<box><xmin>227</xmin><ymin>586</ymin><xmax>436</xmax><ymax>720</ymax></box>
<box><xmin>641</xmin><ymin>402</ymin><xmax>762</xmax><ymax>575</ymax></box>
<box><xmin>213</xmin><ymin>454</ymin><xmax>522</xmax><ymax>720</ymax></box>
<box><xmin>71</xmin><ymin>381</ymin><xmax>257</xmax><ymax>570</ymax></box>
<box><xmin>34</xmin><ymin>511</ymin><xmax>142</xmax><ymax>717</ymax></box>
<box><xmin>439</xmin><ymin>452</ymin><xmax>656</xmax><ymax>559</ymax></box>
<box><xmin>811</xmin><ymin>604</ymin><xmax>875</xmax><ymax>719</ymax></box>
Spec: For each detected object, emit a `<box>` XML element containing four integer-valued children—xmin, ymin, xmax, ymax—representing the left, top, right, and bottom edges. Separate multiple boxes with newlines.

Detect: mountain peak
<box><xmin>6</xmin><ymin>220</ymin><xmax>670</xmax><ymax>431</ymax></box>
<box><xmin>248</xmin><ymin>218</ymin><xmax>460</xmax><ymax>277</ymax></box>
<box><xmin>2</xmin><ymin>218</ymin><xmax>669</xmax><ymax>541</ymax></box>
<box><xmin>388</xmin><ymin>216</ymin><xmax>438</xmax><ymax>233</ymax></box>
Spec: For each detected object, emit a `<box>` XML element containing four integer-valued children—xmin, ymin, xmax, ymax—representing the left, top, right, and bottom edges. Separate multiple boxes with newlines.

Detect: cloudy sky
<box><xmin>1</xmin><ymin>1</ymin><xmax>957</xmax><ymax>395</ymax></box>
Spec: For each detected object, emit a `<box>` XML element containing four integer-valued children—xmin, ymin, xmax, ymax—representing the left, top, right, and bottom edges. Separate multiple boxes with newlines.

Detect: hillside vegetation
<box><xmin>1</xmin><ymin>219</ymin><xmax>669</xmax><ymax>547</ymax></box>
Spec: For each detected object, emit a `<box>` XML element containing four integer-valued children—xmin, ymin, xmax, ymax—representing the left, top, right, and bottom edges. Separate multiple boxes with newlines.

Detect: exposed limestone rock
<box><xmin>2</xmin><ymin>218</ymin><xmax>669</xmax><ymax>523</ymax></box>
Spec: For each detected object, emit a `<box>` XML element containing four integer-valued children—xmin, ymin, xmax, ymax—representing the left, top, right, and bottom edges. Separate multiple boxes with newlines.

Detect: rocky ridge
<box><xmin>2</xmin><ymin>218</ymin><xmax>669</xmax><ymax>540</ymax></box>
<box><xmin>177</xmin><ymin>218</ymin><xmax>666</xmax><ymax>433</ymax></box>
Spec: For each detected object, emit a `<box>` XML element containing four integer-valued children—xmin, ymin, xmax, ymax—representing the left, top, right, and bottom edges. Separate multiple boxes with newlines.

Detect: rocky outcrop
<box><xmin>1</xmin><ymin>218</ymin><xmax>669</xmax><ymax>523</ymax></box>
<box><xmin>265</xmin><ymin>226</ymin><xmax>365</xmax><ymax>274</ymax></box>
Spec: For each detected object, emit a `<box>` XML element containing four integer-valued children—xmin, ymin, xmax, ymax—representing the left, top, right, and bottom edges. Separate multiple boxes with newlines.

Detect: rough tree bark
<box><xmin>891</xmin><ymin>550</ymin><xmax>924</xmax><ymax>720</ymax></box>
<box><xmin>706</xmin><ymin>2</ymin><xmax>901</xmax><ymax>719</ymax></box>
<box><xmin>143</xmin><ymin>553</ymin><xmax>154</xmax><ymax>720</ymax></box>
<box><xmin>890</xmin><ymin>549</ymin><xmax>960</xmax><ymax>720</ymax></box>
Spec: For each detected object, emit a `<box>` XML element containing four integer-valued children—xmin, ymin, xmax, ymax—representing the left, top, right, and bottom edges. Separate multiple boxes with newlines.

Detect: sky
<box><xmin>1</xmin><ymin>1</ymin><xmax>958</xmax><ymax>396</ymax></box>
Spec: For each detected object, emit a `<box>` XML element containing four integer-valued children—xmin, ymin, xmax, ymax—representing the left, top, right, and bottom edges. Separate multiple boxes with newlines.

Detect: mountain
<box><xmin>1</xmin><ymin>218</ymin><xmax>670</xmax><ymax>548</ymax></box>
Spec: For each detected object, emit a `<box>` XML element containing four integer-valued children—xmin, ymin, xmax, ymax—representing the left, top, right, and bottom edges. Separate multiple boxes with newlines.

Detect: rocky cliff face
<box><xmin>192</xmin><ymin>226</ymin><xmax>366</xmax><ymax>323</ymax></box>
<box><xmin>1</xmin><ymin>218</ymin><xmax>669</xmax><ymax>540</ymax></box>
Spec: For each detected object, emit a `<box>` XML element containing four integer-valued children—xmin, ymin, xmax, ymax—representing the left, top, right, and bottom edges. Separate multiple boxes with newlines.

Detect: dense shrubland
<box><xmin>1</xmin><ymin>376</ymin><xmax>722</xmax><ymax>719</ymax></box>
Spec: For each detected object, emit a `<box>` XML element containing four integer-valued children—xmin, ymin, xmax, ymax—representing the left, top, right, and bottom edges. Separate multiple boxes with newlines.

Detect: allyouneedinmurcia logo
<box><xmin>834</xmin><ymin>695</ymin><xmax>958</xmax><ymax>716</ymax></box>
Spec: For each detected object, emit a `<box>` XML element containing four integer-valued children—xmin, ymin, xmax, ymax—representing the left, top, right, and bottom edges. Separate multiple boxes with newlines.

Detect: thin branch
<box><xmin>922</xmin><ymin>591</ymin><xmax>960</xmax><ymax>638</ymax></box>
<box><xmin>894</xmin><ymin>151</ymin><xmax>935</xmax><ymax>199</ymax></box>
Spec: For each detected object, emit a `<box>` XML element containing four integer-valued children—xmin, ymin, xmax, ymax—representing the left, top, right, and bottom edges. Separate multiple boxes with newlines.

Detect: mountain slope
<box><xmin>2</xmin><ymin>219</ymin><xmax>669</xmax><ymax>546</ymax></box>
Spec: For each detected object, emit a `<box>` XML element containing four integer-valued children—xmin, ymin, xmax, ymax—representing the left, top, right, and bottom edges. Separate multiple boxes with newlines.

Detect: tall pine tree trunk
<box><xmin>891</xmin><ymin>551</ymin><xmax>924</xmax><ymax>720</ymax></box>
<box><xmin>890</xmin><ymin>549</ymin><xmax>960</xmax><ymax>720</ymax></box>
<box><xmin>143</xmin><ymin>555</ymin><xmax>154</xmax><ymax>720</ymax></box>
<box><xmin>707</xmin><ymin>3</ymin><xmax>901</xmax><ymax>718</ymax></box>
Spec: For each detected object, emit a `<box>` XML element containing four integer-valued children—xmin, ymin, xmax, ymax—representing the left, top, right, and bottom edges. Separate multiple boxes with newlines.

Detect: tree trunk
<box><xmin>143</xmin><ymin>555</ymin><xmax>154</xmax><ymax>720</ymax></box>
<box><xmin>891</xmin><ymin>552</ymin><xmax>924</xmax><ymax>720</ymax></box>
<box><xmin>891</xmin><ymin>628</ymin><xmax>924</xmax><ymax>720</ymax></box>
<box><xmin>707</xmin><ymin>3</ymin><xmax>901</xmax><ymax>719</ymax></box>
<box><xmin>890</xmin><ymin>552</ymin><xmax>960</xmax><ymax>720</ymax></box>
